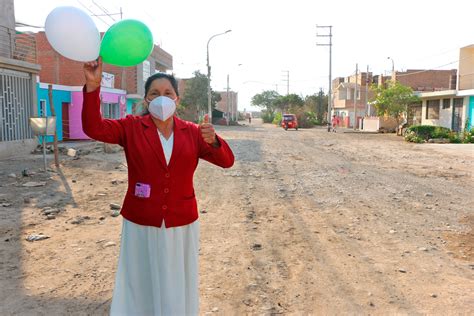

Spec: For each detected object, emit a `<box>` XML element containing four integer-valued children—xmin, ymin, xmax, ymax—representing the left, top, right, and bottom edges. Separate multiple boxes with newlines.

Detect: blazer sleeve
<box><xmin>81</xmin><ymin>86</ymin><xmax>127</xmax><ymax>146</ymax></box>
<box><xmin>197</xmin><ymin>130</ymin><xmax>235</xmax><ymax>168</ymax></box>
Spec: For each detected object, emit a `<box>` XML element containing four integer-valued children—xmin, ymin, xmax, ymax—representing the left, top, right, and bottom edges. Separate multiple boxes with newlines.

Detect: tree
<box><xmin>304</xmin><ymin>89</ymin><xmax>327</xmax><ymax>124</ymax></box>
<box><xmin>251</xmin><ymin>90</ymin><xmax>280</xmax><ymax>114</ymax></box>
<box><xmin>370</xmin><ymin>81</ymin><xmax>420</xmax><ymax>129</ymax></box>
<box><xmin>180</xmin><ymin>71</ymin><xmax>221</xmax><ymax>114</ymax></box>
<box><xmin>278</xmin><ymin>94</ymin><xmax>304</xmax><ymax>112</ymax></box>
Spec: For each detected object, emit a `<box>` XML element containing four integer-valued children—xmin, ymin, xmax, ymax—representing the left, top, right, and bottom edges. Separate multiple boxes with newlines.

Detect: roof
<box><xmin>335</xmin><ymin>82</ymin><xmax>357</xmax><ymax>90</ymax></box>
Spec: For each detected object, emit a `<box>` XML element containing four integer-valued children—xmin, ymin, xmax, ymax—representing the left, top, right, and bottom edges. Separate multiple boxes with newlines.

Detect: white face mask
<box><xmin>147</xmin><ymin>96</ymin><xmax>176</xmax><ymax>121</ymax></box>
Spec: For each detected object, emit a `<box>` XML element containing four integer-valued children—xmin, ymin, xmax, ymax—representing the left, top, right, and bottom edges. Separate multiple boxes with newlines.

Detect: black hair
<box><xmin>144</xmin><ymin>72</ymin><xmax>179</xmax><ymax>97</ymax></box>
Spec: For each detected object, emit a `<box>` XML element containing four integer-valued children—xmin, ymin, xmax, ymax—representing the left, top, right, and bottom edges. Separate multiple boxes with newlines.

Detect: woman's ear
<box><xmin>175</xmin><ymin>96</ymin><xmax>180</xmax><ymax>105</ymax></box>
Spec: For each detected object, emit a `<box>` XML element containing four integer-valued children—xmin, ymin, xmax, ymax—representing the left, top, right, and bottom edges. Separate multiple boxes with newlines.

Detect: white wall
<box><xmin>0</xmin><ymin>139</ymin><xmax>37</xmax><ymax>159</ymax></box>
<box><xmin>439</xmin><ymin>107</ymin><xmax>452</xmax><ymax>129</ymax></box>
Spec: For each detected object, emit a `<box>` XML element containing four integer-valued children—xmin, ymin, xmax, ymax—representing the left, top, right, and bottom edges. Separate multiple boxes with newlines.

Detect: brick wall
<box><xmin>396</xmin><ymin>69</ymin><xmax>457</xmax><ymax>91</ymax></box>
<box><xmin>35</xmin><ymin>32</ymin><xmax>174</xmax><ymax>94</ymax></box>
<box><xmin>216</xmin><ymin>91</ymin><xmax>237</xmax><ymax>114</ymax></box>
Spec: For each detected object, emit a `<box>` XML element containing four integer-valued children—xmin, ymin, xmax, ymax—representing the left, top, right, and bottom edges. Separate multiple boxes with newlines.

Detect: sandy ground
<box><xmin>0</xmin><ymin>118</ymin><xmax>473</xmax><ymax>315</ymax></box>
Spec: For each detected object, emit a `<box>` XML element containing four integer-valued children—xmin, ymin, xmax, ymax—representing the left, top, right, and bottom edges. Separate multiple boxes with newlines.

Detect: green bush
<box><xmin>404</xmin><ymin>130</ymin><xmax>426</xmax><ymax>143</ymax></box>
<box><xmin>405</xmin><ymin>124</ymin><xmax>474</xmax><ymax>143</ymax></box>
<box><xmin>261</xmin><ymin>112</ymin><xmax>275</xmax><ymax>123</ymax></box>
<box><xmin>431</xmin><ymin>126</ymin><xmax>451</xmax><ymax>139</ymax></box>
<box><xmin>405</xmin><ymin>125</ymin><xmax>450</xmax><ymax>141</ymax></box>
<box><xmin>460</xmin><ymin>128</ymin><xmax>474</xmax><ymax>143</ymax></box>
<box><xmin>295</xmin><ymin>111</ymin><xmax>317</xmax><ymax>128</ymax></box>
<box><xmin>448</xmin><ymin>131</ymin><xmax>462</xmax><ymax>143</ymax></box>
<box><xmin>272</xmin><ymin>112</ymin><xmax>282</xmax><ymax>125</ymax></box>
<box><xmin>406</xmin><ymin>125</ymin><xmax>436</xmax><ymax>140</ymax></box>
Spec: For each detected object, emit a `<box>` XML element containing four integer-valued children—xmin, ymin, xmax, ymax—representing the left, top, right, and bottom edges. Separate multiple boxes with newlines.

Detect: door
<box><xmin>452</xmin><ymin>98</ymin><xmax>463</xmax><ymax>132</ymax></box>
<box><xmin>62</xmin><ymin>102</ymin><xmax>70</xmax><ymax>140</ymax></box>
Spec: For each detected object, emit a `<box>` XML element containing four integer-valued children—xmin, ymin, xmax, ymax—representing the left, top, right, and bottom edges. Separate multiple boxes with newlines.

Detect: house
<box><xmin>216</xmin><ymin>90</ymin><xmax>238</xmax><ymax>123</ymax></box>
<box><xmin>333</xmin><ymin>66</ymin><xmax>457</xmax><ymax>131</ymax></box>
<box><xmin>332</xmin><ymin>72</ymin><xmax>373</xmax><ymax>128</ymax></box>
<box><xmin>0</xmin><ymin>0</ymin><xmax>41</xmax><ymax>158</ymax></box>
<box><xmin>413</xmin><ymin>45</ymin><xmax>474</xmax><ymax>131</ymax></box>
<box><xmin>37</xmin><ymin>83</ymin><xmax>127</xmax><ymax>141</ymax></box>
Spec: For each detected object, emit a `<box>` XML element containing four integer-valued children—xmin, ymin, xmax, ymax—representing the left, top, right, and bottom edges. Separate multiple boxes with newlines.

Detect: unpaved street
<box><xmin>1</xmin><ymin>118</ymin><xmax>473</xmax><ymax>315</ymax></box>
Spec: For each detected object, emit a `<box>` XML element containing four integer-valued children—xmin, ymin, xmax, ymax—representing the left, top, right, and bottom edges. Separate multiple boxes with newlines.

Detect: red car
<box><xmin>281</xmin><ymin>114</ymin><xmax>298</xmax><ymax>130</ymax></box>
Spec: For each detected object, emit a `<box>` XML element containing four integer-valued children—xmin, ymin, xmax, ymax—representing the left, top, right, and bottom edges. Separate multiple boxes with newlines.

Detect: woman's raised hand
<box><xmin>84</xmin><ymin>57</ymin><xmax>103</xmax><ymax>92</ymax></box>
<box><xmin>200</xmin><ymin>114</ymin><xmax>218</xmax><ymax>145</ymax></box>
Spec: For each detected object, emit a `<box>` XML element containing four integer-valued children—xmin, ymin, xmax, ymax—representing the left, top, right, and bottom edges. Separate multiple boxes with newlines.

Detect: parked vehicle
<box><xmin>281</xmin><ymin>114</ymin><xmax>298</xmax><ymax>130</ymax></box>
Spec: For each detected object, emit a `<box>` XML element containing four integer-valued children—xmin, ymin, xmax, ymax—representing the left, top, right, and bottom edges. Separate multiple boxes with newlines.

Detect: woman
<box><xmin>331</xmin><ymin>114</ymin><xmax>340</xmax><ymax>132</ymax></box>
<box><xmin>82</xmin><ymin>58</ymin><xmax>234</xmax><ymax>315</ymax></box>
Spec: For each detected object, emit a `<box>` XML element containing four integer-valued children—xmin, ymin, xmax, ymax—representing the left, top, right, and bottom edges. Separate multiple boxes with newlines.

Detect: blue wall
<box><xmin>36</xmin><ymin>85</ymin><xmax>72</xmax><ymax>143</ymax></box>
<box><xmin>469</xmin><ymin>96</ymin><xmax>474</xmax><ymax>129</ymax></box>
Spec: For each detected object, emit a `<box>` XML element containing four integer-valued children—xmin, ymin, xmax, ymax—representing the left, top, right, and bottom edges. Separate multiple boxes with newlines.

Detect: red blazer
<box><xmin>82</xmin><ymin>87</ymin><xmax>234</xmax><ymax>228</ymax></box>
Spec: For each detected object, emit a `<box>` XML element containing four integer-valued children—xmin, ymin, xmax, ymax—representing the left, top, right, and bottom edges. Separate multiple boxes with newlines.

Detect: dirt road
<box><xmin>1</xmin><ymin>118</ymin><xmax>473</xmax><ymax>315</ymax></box>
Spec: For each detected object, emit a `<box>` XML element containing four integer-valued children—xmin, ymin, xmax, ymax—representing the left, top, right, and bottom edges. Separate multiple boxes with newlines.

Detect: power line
<box><xmin>15</xmin><ymin>22</ymin><xmax>43</xmax><ymax>28</ymax></box>
<box><xmin>392</xmin><ymin>53</ymin><xmax>473</xmax><ymax>77</ymax></box>
<box><xmin>395</xmin><ymin>61</ymin><xmax>458</xmax><ymax>77</ymax></box>
<box><xmin>91</xmin><ymin>0</ymin><xmax>123</xmax><ymax>21</ymax></box>
<box><xmin>76</xmin><ymin>0</ymin><xmax>111</xmax><ymax>27</ymax></box>
<box><xmin>92</xmin><ymin>0</ymin><xmax>115</xmax><ymax>21</ymax></box>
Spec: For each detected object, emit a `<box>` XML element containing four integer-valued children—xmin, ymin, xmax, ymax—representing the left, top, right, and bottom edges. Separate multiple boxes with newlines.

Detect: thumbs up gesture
<box><xmin>200</xmin><ymin>114</ymin><xmax>217</xmax><ymax>145</ymax></box>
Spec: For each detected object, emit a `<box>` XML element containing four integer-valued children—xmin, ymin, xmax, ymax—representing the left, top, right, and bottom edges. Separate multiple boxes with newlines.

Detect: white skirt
<box><xmin>110</xmin><ymin>218</ymin><xmax>200</xmax><ymax>316</ymax></box>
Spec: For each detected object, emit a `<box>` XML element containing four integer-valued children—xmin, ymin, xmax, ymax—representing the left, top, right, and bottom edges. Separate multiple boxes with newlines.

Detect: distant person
<box><xmin>82</xmin><ymin>57</ymin><xmax>234</xmax><ymax>315</ymax></box>
<box><xmin>248</xmin><ymin>115</ymin><xmax>252</xmax><ymax>124</ymax></box>
<box><xmin>331</xmin><ymin>115</ymin><xmax>340</xmax><ymax>132</ymax></box>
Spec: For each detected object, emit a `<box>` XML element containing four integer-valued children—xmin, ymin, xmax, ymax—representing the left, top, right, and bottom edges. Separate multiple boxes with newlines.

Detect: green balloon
<box><xmin>100</xmin><ymin>19</ymin><xmax>153</xmax><ymax>67</ymax></box>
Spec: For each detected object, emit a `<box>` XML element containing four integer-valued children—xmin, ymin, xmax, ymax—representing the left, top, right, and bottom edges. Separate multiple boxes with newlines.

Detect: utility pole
<box><xmin>387</xmin><ymin>57</ymin><xmax>395</xmax><ymax>82</ymax></box>
<box><xmin>226</xmin><ymin>74</ymin><xmax>230</xmax><ymax>126</ymax></box>
<box><xmin>365</xmin><ymin>65</ymin><xmax>369</xmax><ymax>117</ymax></box>
<box><xmin>48</xmin><ymin>84</ymin><xmax>59</xmax><ymax>167</ymax></box>
<box><xmin>282</xmin><ymin>70</ymin><xmax>289</xmax><ymax>95</ymax></box>
<box><xmin>316</xmin><ymin>25</ymin><xmax>333</xmax><ymax>132</ymax></box>
<box><xmin>207</xmin><ymin>30</ymin><xmax>232</xmax><ymax>121</ymax></box>
<box><xmin>353</xmin><ymin>63</ymin><xmax>358</xmax><ymax>130</ymax></box>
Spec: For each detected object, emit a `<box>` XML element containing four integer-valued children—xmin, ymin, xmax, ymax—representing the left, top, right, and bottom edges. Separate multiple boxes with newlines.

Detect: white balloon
<box><xmin>45</xmin><ymin>6</ymin><xmax>100</xmax><ymax>62</ymax></box>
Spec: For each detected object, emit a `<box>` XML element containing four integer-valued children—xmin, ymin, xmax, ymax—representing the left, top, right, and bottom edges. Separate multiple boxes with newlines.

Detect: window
<box><xmin>453</xmin><ymin>98</ymin><xmax>463</xmax><ymax>107</ymax></box>
<box><xmin>348</xmin><ymin>88</ymin><xmax>360</xmax><ymax>100</ymax></box>
<box><xmin>442</xmin><ymin>99</ymin><xmax>450</xmax><ymax>109</ymax></box>
<box><xmin>426</xmin><ymin>99</ymin><xmax>440</xmax><ymax>119</ymax></box>
<box><xmin>39</xmin><ymin>99</ymin><xmax>47</xmax><ymax>117</ymax></box>
<box><xmin>101</xmin><ymin>103</ymin><xmax>120</xmax><ymax>119</ymax></box>
<box><xmin>338</xmin><ymin>89</ymin><xmax>347</xmax><ymax>100</ymax></box>
<box><xmin>409</xmin><ymin>103</ymin><xmax>422</xmax><ymax>125</ymax></box>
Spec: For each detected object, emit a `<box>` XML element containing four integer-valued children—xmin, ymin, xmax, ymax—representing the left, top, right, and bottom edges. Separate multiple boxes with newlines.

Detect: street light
<box><xmin>387</xmin><ymin>56</ymin><xmax>395</xmax><ymax>81</ymax></box>
<box><xmin>226</xmin><ymin>63</ymin><xmax>243</xmax><ymax>125</ymax></box>
<box><xmin>207</xmin><ymin>29</ymin><xmax>232</xmax><ymax>121</ymax></box>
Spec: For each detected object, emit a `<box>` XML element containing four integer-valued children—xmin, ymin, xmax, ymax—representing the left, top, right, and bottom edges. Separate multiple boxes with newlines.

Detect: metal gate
<box><xmin>452</xmin><ymin>98</ymin><xmax>463</xmax><ymax>132</ymax></box>
<box><xmin>0</xmin><ymin>68</ymin><xmax>34</xmax><ymax>141</ymax></box>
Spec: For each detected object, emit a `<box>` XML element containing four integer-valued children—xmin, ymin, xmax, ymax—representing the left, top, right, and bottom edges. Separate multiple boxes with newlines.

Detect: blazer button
<box><xmin>162</xmin><ymin>205</ymin><xmax>168</xmax><ymax>210</ymax></box>
<box><xmin>164</xmin><ymin>188</ymin><xmax>169</xmax><ymax>193</ymax></box>
<box><xmin>165</xmin><ymin>173</ymin><xmax>170</xmax><ymax>178</ymax></box>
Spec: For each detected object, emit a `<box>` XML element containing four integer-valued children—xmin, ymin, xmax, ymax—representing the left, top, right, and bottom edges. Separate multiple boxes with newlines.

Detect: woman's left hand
<box><xmin>200</xmin><ymin>114</ymin><xmax>218</xmax><ymax>145</ymax></box>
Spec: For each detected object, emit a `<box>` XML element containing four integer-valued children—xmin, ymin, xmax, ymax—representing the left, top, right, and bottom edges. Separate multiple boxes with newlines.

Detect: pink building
<box><xmin>38</xmin><ymin>83</ymin><xmax>126</xmax><ymax>141</ymax></box>
<box><xmin>70</xmin><ymin>87</ymin><xmax>127</xmax><ymax>139</ymax></box>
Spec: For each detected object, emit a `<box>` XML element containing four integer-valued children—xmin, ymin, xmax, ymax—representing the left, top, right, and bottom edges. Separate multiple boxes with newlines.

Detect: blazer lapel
<box><xmin>142</xmin><ymin>115</ymin><xmax>168</xmax><ymax>170</ymax></box>
<box><xmin>168</xmin><ymin>116</ymin><xmax>188</xmax><ymax>168</ymax></box>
